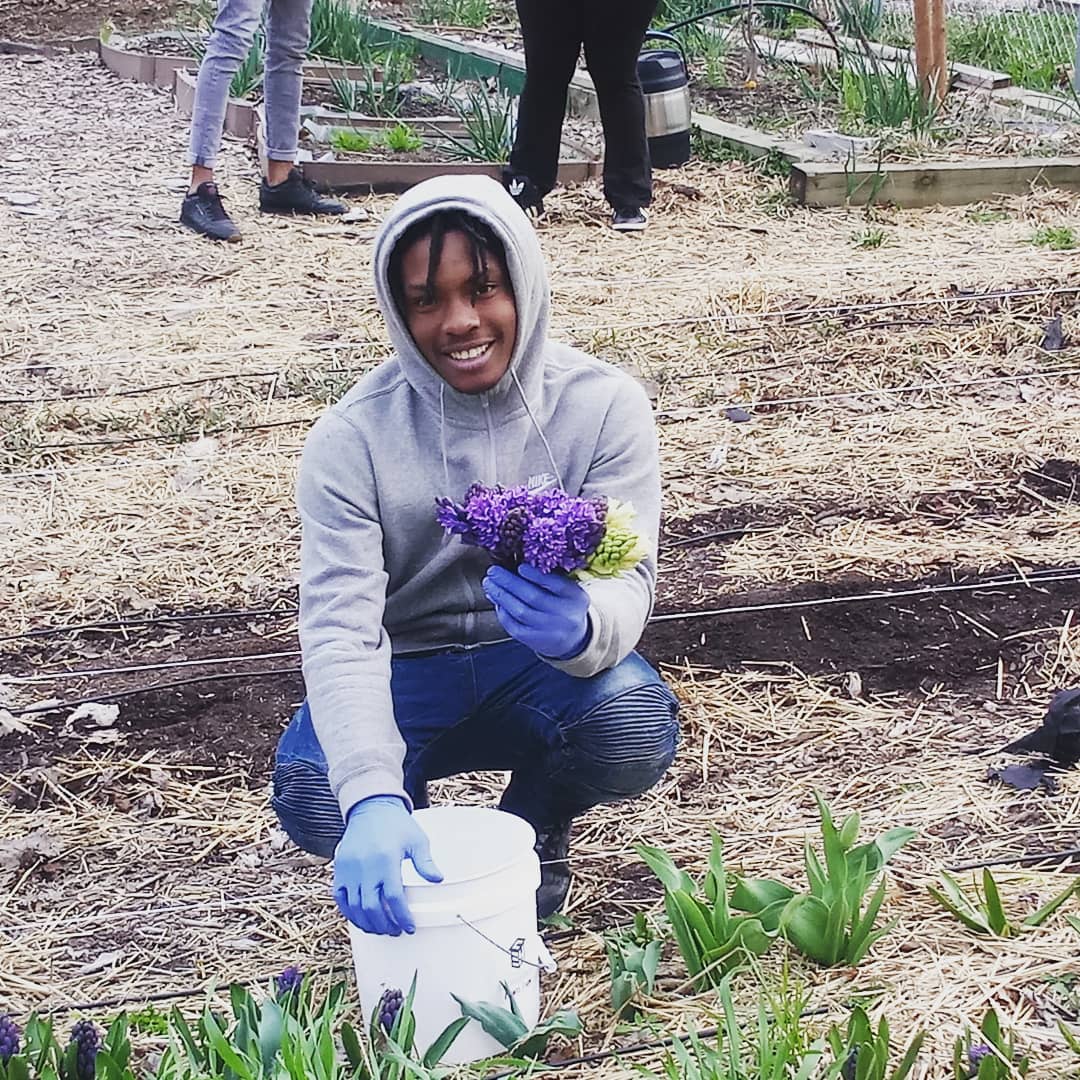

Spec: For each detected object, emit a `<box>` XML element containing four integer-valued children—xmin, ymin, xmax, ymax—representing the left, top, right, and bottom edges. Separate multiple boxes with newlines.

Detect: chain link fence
<box><xmin>656</xmin><ymin>0</ymin><xmax>1080</xmax><ymax>100</ymax></box>
<box><xmin>878</xmin><ymin>0</ymin><xmax>1080</xmax><ymax>97</ymax></box>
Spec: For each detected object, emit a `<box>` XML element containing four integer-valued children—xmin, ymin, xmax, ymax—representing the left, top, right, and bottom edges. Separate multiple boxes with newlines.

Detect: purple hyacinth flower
<box><xmin>521</xmin><ymin>517</ymin><xmax>572</xmax><ymax>573</ymax></box>
<box><xmin>436</xmin><ymin>482</ymin><xmax>612</xmax><ymax>574</ymax></box>
<box><xmin>434</xmin><ymin>497</ymin><xmax>476</xmax><ymax>541</ymax></box>
<box><xmin>0</xmin><ymin>1015</ymin><xmax>19</xmax><ymax>1064</ymax></box>
<box><xmin>968</xmin><ymin>1043</ymin><xmax>992</xmax><ymax>1076</ymax></box>
<box><xmin>69</xmin><ymin>1020</ymin><xmax>99</xmax><ymax>1080</ymax></box>
<box><xmin>275</xmin><ymin>966</ymin><xmax>304</xmax><ymax>997</ymax></box>
<box><xmin>377</xmin><ymin>988</ymin><xmax>404</xmax><ymax>1034</ymax></box>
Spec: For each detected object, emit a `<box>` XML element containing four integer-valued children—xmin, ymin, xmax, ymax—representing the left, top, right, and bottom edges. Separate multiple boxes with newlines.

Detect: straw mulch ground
<box><xmin>1</xmin><ymin>47</ymin><xmax>1079</xmax><ymax>1079</ymax></box>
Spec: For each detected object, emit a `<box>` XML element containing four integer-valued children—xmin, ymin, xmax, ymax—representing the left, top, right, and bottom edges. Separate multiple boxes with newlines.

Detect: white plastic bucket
<box><xmin>348</xmin><ymin>805</ymin><xmax>555</xmax><ymax>1065</ymax></box>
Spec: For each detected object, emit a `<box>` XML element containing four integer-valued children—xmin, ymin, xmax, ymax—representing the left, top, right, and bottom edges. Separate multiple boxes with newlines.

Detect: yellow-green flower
<box><xmin>574</xmin><ymin>499</ymin><xmax>648</xmax><ymax>580</ymax></box>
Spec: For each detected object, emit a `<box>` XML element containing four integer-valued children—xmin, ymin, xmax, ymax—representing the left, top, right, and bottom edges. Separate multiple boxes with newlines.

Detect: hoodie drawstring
<box><xmin>439</xmin><ymin>383</ymin><xmax>450</xmax><ymax>494</ymax></box>
<box><xmin>511</xmin><ymin>368</ymin><xmax>563</xmax><ymax>491</ymax></box>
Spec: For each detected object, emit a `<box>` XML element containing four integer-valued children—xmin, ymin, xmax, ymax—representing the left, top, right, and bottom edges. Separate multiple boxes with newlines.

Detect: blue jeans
<box><xmin>272</xmin><ymin>640</ymin><xmax>679</xmax><ymax>858</ymax></box>
<box><xmin>188</xmin><ymin>0</ymin><xmax>313</xmax><ymax>168</ymax></box>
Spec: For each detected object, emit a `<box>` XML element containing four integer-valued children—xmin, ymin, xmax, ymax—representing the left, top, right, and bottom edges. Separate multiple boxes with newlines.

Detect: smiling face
<box><xmin>397</xmin><ymin>228</ymin><xmax>518</xmax><ymax>395</ymax></box>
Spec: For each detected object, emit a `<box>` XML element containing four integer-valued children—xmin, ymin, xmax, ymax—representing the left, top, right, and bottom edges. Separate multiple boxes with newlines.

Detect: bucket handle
<box><xmin>455</xmin><ymin>915</ymin><xmax>558</xmax><ymax>974</ymax></box>
<box><xmin>639</xmin><ymin>29</ymin><xmax>690</xmax><ymax>77</ymax></box>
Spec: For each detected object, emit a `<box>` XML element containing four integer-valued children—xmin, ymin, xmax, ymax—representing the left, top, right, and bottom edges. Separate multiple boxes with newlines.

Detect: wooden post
<box><xmin>913</xmin><ymin>0</ymin><xmax>947</xmax><ymax>104</ymax></box>
<box><xmin>928</xmin><ymin>0</ymin><xmax>947</xmax><ymax>103</ymax></box>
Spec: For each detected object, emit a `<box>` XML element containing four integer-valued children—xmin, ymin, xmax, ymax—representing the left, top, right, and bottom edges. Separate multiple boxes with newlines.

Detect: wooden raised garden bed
<box><xmin>255</xmin><ymin>107</ymin><xmax>599</xmax><ymax>193</ymax></box>
<box><xmin>358</xmin><ymin>14</ymin><xmax>601</xmax><ymax>122</ymax></box>
<box><xmin>102</xmin><ymin>31</ymin><xmax>376</xmax><ymax>88</ymax></box>
<box><xmin>173</xmin><ymin>66</ymin><xmax>257</xmax><ymax>141</ymax></box>
<box><xmin>100</xmin><ymin>32</ymin><xmax>196</xmax><ymax>88</ymax></box>
<box><xmin>791</xmin><ymin>154</ymin><xmax>1080</xmax><ymax>207</ymax></box>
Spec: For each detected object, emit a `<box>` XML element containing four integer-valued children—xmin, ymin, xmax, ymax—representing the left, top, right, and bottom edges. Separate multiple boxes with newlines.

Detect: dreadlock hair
<box><xmin>388</xmin><ymin>209</ymin><xmax>510</xmax><ymax>316</ymax></box>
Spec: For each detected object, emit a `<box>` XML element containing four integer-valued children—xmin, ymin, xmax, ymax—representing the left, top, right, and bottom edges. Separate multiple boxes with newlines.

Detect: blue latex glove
<box><xmin>334</xmin><ymin>795</ymin><xmax>442</xmax><ymax>936</ymax></box>
<box><xmin>483</xmin><ymin>563</ymin><xmax>591</xmax><ymax>660</ymax></box>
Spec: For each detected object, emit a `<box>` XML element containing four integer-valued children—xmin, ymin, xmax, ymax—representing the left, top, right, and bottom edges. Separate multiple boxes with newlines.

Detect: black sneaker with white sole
<box><xmin>612</xmin><ymin>207</ymin><xmax>648</xmax><ymax>232</ymax></box>
<box><xmin>260</xmin><ymin>168</ymin><xmax>347</xmax><ymax>216</ymax></box>
<box><xmin>180</xmin><ymin>182</ymin><xmax>241</xmax><ymax>242</ymax></box>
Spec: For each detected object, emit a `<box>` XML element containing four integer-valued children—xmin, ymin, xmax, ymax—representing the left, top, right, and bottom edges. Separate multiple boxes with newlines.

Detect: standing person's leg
<box><xmin>181</xmin><ymin>0</ymin><xmax>265</xmax><ymax>241</ymax></box>
<box><xmin>258</xmin><ymin>0</ymin><xmax>346</xmax><ymax>215</ymax></box>
<box><xmin>582</xmin><ymin>0</ymin><xmax>659</xmax><ymax>228</ymax></box>
<box><xmin>504</xmin><ymin>0</ymin><xmax>583</xmax><ymax>214</ymax></box>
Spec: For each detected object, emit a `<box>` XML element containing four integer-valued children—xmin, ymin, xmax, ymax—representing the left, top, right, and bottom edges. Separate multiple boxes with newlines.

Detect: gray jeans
<box><xmin>187</xmin><ymin>0</ymin><xmax>313</xmax><ymax>168</ymax></box>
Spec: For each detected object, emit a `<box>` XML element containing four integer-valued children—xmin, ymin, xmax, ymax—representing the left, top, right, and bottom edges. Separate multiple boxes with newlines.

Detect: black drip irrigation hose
<box><xmin>9</xmin><ymin>965</ymin><xmax>356</xmax><ymax>1019</ymax></box>
<box><xmin>7</xmin><ymin>563</ymin><xmax>1079</xmax><ymax>648</ymax></box>
<box><xmin>0</xmin><ymin>605</ymin><xmax>300</xmax><ymax>644</ymax></box>
<box><xmin>662</xmin><ymin>2</ymin><xmax>843</xmax><ymax>61</ymax></box>
<box><xmin>487</xmin><ymin>1007</ymin><xmax>835</xmax><ymax>1078</ymax></box>
<box><xmin>946</xmin><ymin>846</ymin><xmax>1080</xmax><ymax>872</ymax></box>
<box><xmin>9</xmin><ymin>667</ymin><xmax>305</xmax><ymax>716</ymax></box>
<box><xmin>7</xmin><ymin>567</ymin><xmax>1080</xmax><ymax>715</ymax></box>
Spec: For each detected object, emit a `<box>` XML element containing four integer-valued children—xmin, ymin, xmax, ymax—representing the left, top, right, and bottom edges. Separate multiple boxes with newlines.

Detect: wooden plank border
<box><xmin>359</xmin><ymin>15</ymin><xmax>599</xmax><ymax>120</ymax></box>
<box><xmin>353</xmin><ymin>17</ymin><xmax>1080</xmax><ymax>209</ymax></box>
<box><xmin>791</xmin><ymin>156</ymin><xmax>1080</xmax><ymax>207</ymax></box>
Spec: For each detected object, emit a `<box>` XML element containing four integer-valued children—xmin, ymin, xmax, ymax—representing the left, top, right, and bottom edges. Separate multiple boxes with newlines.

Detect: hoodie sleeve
<box><xmin>296</xmin><ymin>410</ymin><xmax>409</xmax><ymax>818</ymax></box>
<box><xmin>545</xmin><ymin>377</ymin><xmax>660</xmax><ymax>678</ymax></box>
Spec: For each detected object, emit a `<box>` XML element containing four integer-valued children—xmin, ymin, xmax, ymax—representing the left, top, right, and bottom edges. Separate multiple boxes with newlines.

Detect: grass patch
<box><xmin>1032</xmin><ymin>225</ymin><xmax>1077</xmax><ymax>250</ymax></box>
<box><xmin>442</xmin><ymin>86</ymin><xmax>514</xmax><ymax>162</ymax></box>
<box><xmin>692</xmin><ymin>130</ymin><xmax>792</xmax><ymax>177</ymax></box>
<box><xmin>967</xmin><ymin>207</ymin><xmax>1011</xmax><ymax>224</ymax></box>
<box><xmin>853</xmin><ymin>226</ymin><xmax>887</xmax><ymax>248</ymax></box>
<box><xmin>416</xmin><ymin>0</ymin><xmax>491</xmax><ymax>27</ymax></box>
<box><xmin>308</xmin><ymin>0</ymin><xmax>379</xmax><ymax>64</ymax></box>
<box><xmin>324</xmin><ymin>42</ymin><xmax>418</xmax><ymax>118</ymax></box>
<box><xmin>330</xmin><ymin>128</ymin><xmax>374</xmax><ymax>152</ymax></box>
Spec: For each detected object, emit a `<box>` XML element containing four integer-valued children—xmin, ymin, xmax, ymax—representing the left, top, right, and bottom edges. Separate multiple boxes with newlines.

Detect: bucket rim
<box><xmin>403</xmin><ymin>805</ymin><xmax>538</xmax><ymax>890</ymax></box>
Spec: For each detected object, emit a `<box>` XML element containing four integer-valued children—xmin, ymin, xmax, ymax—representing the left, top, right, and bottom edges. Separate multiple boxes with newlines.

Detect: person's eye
<box><xmin>412</xmin><ymin>294</ymin><xmax>436</xmax><ymax>310</ymax></box>
<box><xmin>475</xmin><ymin>280</ymin><xmax>499</xmax><ymax>296</ymax></box>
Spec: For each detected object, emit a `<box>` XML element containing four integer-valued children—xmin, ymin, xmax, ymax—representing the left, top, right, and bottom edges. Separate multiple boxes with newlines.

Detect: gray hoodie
<box><xmin>297</xmin><ymin>175</ymin><xmax>660</xmax><ymax>817</ymax></box>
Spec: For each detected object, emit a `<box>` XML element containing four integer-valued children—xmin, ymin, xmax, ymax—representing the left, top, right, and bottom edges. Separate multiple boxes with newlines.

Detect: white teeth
<box><xmin>448</xmin><ymin>344</ymin><xmax>488</xmax><ymax>361</ymax></box>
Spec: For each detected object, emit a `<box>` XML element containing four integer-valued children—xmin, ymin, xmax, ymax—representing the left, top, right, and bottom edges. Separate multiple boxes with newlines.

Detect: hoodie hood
<box><xmin>372</xmin><ymin>175</ymin><xmax>551</xmax><ymax>427</ymax></box>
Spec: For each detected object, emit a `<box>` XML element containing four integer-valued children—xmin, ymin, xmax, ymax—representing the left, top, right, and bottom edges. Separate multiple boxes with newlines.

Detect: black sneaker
<box><xmin>612</xmin><ymin>207</ymin><xmax>648</xmax><ymax>232</ymax></box>
<box><xmin>260</xmin><ymin>168</ymin><xmax>347</xmax><ymax>216</ymax></box>
<box><xmin>535</xmin><ymin>820</ymin><xmax>572</xmax><ymax>918</ymax></box>
<box><xmin>180</xmin><ymin>182</ymin><xmax>241</xmax><ymax>242</ymax></box>
<box><xmin>503</xmin><ymin>171</ymin><xmax>544</xmax><ymax>218</ymax></box>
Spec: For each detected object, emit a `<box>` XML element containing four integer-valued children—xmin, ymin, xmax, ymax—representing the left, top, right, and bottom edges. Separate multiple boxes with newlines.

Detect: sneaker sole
<box><xmin>259</xmin><ymin>205</ymin><xmax>347</xmax><ymax>217</ymax></box>
<box><xmin>612</xmin><ymin>221</ymin><xmax>648</xmax><ymax>233</ymax></box>
<box><xmin>180</xmin><ymin>218</ymin><xmax>242</xmax><ymax>242</ymax></box>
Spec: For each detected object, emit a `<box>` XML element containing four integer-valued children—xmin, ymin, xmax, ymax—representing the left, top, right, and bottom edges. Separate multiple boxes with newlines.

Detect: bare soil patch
<box><xmin>0</xmin><ymin>0</ymin><xmax>184</xmax><ymax>42</ymax></box>
<box><xmin>644</xmin><ymin>563</ymin><xmax>1080</xmax><ymax>692</ymax></box>
<box><xmin>5</xmin><ymin>556</ymin><xmax>1077</xmax><ymax>789</ymax></box>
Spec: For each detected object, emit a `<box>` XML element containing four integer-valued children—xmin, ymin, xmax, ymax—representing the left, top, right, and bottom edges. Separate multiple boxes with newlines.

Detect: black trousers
<box><xmin>510</xmin><ymin>0</ymin><xmax>659</xmax><ymax>210</ymax></box>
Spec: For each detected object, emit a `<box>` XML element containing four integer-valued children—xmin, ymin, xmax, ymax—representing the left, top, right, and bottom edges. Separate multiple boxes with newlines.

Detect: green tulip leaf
<box><xmin>781</xmin><ymin>894</ymin><xmax>836</xmax><ymax>965</ymax></box>
<box><xmin>731</xmin><ymin>877</ymin><xmax>795</xmax><ymax>918</ymax></box>
<box><xmin>636</xmin><ymin>842</ymin><xmax>696</xmax><ymax>895</ymax></box>
<box><xmin>1021</xmin><ymin>879</ymin><xmax>1079</xmax><ymax>928</ymax></box>
<box><xmin>422</xmin><ymin>1017</ymin><xmax>470</xmax><ymax>1068</ymax></box>
<box><xmin>981</xmin><ymin>869</ymin><xmax>1011</xmax><ymax>937</ymax></box>
<box><xmin>452</xmin><ymin>995</ymin><xmax>529</xmax><ymax>1049</ymax></box>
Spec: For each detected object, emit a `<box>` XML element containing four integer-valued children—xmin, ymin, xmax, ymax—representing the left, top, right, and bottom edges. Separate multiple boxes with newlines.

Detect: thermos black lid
<box><xmin>635</xmin><ymin>48</ymin><xmax>686</xmax><ymax>93</ymax></box>
<box><xmin>637</xmin><ymin>47</ymin><xmax>689</xmax><ymax>93</ymax></box>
